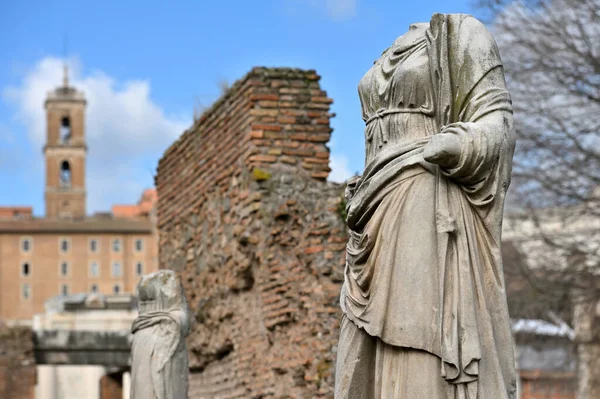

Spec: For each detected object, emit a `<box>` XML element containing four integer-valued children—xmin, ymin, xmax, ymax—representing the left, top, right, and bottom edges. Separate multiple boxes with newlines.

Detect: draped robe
<box><xmin>130</xmin><ymin>271</ymin><xmax>191</xmax><ymax>399</ymax></box>
<box><xmin>336</xmin><ymin>13</ymin><xmax>517</xmax><ymax>398</ymax></box>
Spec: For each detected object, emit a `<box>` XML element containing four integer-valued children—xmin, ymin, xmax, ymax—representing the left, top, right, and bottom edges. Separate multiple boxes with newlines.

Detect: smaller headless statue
<box><xmin>131</xmin><ymin>270</ymin><xmax>191</xmax><ymax>399</ymax></box>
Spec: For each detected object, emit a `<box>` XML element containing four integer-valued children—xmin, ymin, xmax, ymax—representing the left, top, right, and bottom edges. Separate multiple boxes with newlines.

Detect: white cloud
<box><xmin>328</xmin><ymin>154</ymin><xmax>353</xmax><ymax>184</ymax></box>
<box><xmin>290</xmin><ymin>0</ymin><xmax>357</xmax><ymax>21</ymax></box>
<box><xmin>3</xmin><ymin>56</ymin><xmax>190</xmax><ymax>213</ymax></box>
<box><xmin>325</xmin><ymin>0</ymin><xmax>357</xmax><ymax>20</ymax></box>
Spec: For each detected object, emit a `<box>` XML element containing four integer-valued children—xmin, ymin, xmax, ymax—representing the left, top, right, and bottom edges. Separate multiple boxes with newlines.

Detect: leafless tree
<box><xmin>475</xmin><ymin>0</ymin><xmax>600</xmax><ymax>397</ymax></box>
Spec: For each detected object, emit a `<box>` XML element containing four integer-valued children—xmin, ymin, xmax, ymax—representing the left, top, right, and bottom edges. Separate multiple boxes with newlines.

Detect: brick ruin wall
<box><xmin>156</xmin><ymin>68</ymin><xmax>348</xmax><ymax>398</ymax></box>
<box><xmin>0</xmin><ymin>325</ymin><xmax>35</xmax><ymax>399</ymax></box>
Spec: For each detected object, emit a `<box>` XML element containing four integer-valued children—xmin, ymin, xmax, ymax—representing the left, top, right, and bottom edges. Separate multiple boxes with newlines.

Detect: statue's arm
<box><xmin>427</xmin><ymin>16</ymin><xmax>516</xmax><ymax>188</ymax></box>
<box><xmin>170</xmin><ymin>308</ymin><xmax>192</xmax><ymax>337</ymax></box>
<box><xmin>439</xmin><ymin>66</ymin><xmax>515</xmax><ymax>188</ymax></box>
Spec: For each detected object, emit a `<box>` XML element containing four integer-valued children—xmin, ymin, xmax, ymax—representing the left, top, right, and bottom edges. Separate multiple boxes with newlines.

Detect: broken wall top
<box><xmin>156</xmin><ymin>67</ymin><xmax>336</xmax><ymax>229</ymax></box>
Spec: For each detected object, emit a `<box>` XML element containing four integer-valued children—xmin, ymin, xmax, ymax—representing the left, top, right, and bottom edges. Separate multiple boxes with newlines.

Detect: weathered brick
<box><xmin>249</xmin><ymin>154</ymin><xmax>278</xmax><ymax>163</ymax></box>
<box><xmin>264</xmin><ymin>131</ymin><xmax>286</xmax><ymax>139</ymax></box>
<box><xmin>250</xmin><ymin>94</ymin><xmax>279</xmax><ymax>101</ymax></box>
<box><xmin>306</xmin><ymin>133</ymin><xmax>331</xmax><ymax>143</ymax></box>
<box><xmin>311</xmin><ymin>96</ymin><xmax>334</xmax><ymax>104</ymax></box>
<box><xmin>289</xmin><ymin>133</ymin><xmax>307</xmax><ymax>141</ymax></box>
<box><xmin>304</xmin><ymin>157</ymin><xmax>329</xmax><ymax>164</ymax></box>
<box><xmin>251</xmin><ymin>124</ymin><xmax>283</xmax><ymax>132</ymax></box>
<box><xmin>278</xmin><ymin>116</ymin><xmax>296</xmax><ymax>124</ymax></box>
<box><xmin>280</xmin><ymin>156</ymin><xmax>297</xmax><ymax>164</ymax></box>
<box><xmin>306</xmin><ymin>103</ymin><xmax>330</xmax><ymax>110</ymax></box>
<box><xmin>282</xmin><ymin>148</ymin><xmax>314</xmax><ymax>157</ymax></box>
<box><xmin>250</xmin><ymin>109</ymin><xmax>279</xmax><ymax>117</ymax></box>
<box><xmin>270</xmin><ymin>79</ymin><xmax>289</xmax><ymax>88</ymax></box>
<box><xmin>311</xmin><ymin>171</ymin><xmax>329</xmax><ymax>179</ymax></box>
<box><xmin>257</xmin><ymin>100</ymin><xmax>279</xmax><ymax>108</ymax></box>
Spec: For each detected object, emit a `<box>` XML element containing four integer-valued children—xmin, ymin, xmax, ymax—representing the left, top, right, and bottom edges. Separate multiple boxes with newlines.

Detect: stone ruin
<box><xmin>155</xmin><ymin>67</ymin><xmax>348</xmax><ymax>398</ymax></box>
<box><xmin>0</xmin><ymin>324</ymin><xmax>35</xmax><ymax>398</ymax></box>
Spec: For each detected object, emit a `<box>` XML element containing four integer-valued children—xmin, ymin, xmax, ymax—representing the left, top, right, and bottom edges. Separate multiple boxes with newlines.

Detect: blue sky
<box><xmin>0</xmin><ymin>0</ymin><xmax>479</xmax><ymax>215</ymax></box>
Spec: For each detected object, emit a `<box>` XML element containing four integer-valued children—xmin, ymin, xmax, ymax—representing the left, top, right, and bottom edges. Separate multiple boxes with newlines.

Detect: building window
<box><xmin>89</xmin><ymin>260</ymin><xmax>100</xmax><ymax>278</ymax></box>
<box><xmin>61</xmin><ymin>284</ymin><xmax>69</xmax><ymax>296</ymax></box>
<box><xmin>112</xmin><ymin>238</ymin><xmax>121</xmax><ymax>253</ymax></box>
<box><xmin>112</xmin><ymin>261</ymin><xmax>122</xmax><ymax>277</ymax></box>
<box><xmin>60</xmin><ymin>116</ymin><xmax>71</xmax><ymax>143</ymax></box>
<box><xmin>91</xmin><ymin>284</ymin><xmax>98</xmax><ymax>293</ymax></box>
<box><xmin>113</xmin><ymin>285</ymin><xmax>121</xmax><ymax>294</ymax></box>
<box><xmin>21</xmin><ymin>237</ymin><xmax>32</xmax><ymax>253</ymax></box>
<box><xmin>22</xmin><ymin>262</ymin><xmax>31</xmax><ymax>277</ymax></box>
<box><xmin>59</xmin><ymin>237</ymin><xmax>70</xmax><ymax>253</ymax></box>
<box><xmin>60</xmin><ymin>261</ymin><xmax>69</xmax><ymax>277</ymax></box>
<box><xmin>134</xmin><ymin>238</ymin><xmax>144</xmax><ymax>253</ymax></box>
<box><xmin>22</xmin><ymin>284</ymin><xmax>31</xmax><ymax>300</ymax></box>
<box><xmin>135</xmin><ymin>261</ymin><xmax>143</xmax><ymax>276</ymax></box>
<box><xmin>89</xmin><ymin>238</ymin><xmax>98</xmax><ymax>253</ymax></box>
<box><xmin>60</xmin><ymin>160</ymin><xmax>71</xmax><ymax>188</ymax></box>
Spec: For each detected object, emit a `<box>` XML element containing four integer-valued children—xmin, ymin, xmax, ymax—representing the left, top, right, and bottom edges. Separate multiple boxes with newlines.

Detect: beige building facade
<box><xmin>0</xmin><ymin>67</ymin><xmax>158</xmax><ymax>323</ymax></box>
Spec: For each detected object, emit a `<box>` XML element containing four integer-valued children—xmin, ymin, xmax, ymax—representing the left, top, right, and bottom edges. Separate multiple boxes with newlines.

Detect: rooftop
<box><xmin>44</xmin><ymin>64</ymin><xmax>86</xmax><ymax>104</ymax></box>
<box><xmin>0</xmin><ymin>216</ymin><xmax>153</xmax><ymax>234</ymax></box>
<box><xmin>0</xmin><ymin>207</ymin><xmax>33</xmax><ymax>220</ymax></box>
<box><xmin>0</xmin><ymin>188</ymin><xmax>157</xmax><ymax>232</ymax></box>
<box><xmin>111</xmin><ymin>188</ymin><xmax>157</xmax><ymax>218</ymax></box>
<box><xmin>511</xmin><ymin>319</ymin><xmax>574</xmax><ymax>339</ymax></box>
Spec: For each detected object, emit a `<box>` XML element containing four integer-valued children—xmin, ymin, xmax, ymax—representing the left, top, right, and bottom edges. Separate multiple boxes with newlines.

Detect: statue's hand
<box><xmin>423</xmin><ymin>133</ymin><xmax>462</xmax><ymax>168</ymax></box>
<box><xmin>344</xmin><ymin>175</ymin><xmax>361</xmax><ymax>202</ymax></box>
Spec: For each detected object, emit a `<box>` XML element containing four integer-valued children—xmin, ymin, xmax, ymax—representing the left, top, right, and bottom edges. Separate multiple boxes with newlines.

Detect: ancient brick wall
<box><xmin>244</xmin><ymin>68</ymin><xmax>333</xmax><ymax>180</ymax></box>
<box><xmin>156</xmin><ymin>67</ymin><xmax>348</xmax><ymax>398</ymax></box>
<box><xmin>156</xmin><ymin>67</ymin><xmax>334</xmax><ymax>229</ymax></box>
<box><xmin>0</xmin><ymin>325</ymin><xmax>35</xmax><ymax>399</ymax></box>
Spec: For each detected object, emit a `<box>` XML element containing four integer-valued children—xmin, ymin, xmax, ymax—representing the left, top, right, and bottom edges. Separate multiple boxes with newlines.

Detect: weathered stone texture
<box><xmin>156</xmin><ymin>68</ymin><xmax>347</xmax><ymax>398</ymax></box>
<box><xmin>0</xmin><ymin>325</ymin><xmax>35</xmax><ymax>399</ymax></box>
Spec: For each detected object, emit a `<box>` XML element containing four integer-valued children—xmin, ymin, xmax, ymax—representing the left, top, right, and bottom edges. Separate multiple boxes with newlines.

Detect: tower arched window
<box><xmin>60</xmin><ymin>117</ymin><xmax>71</xmax><ymax>143</ymax></box>
<box><xmin>60</xmin><ymin>160</ymin><xmax>71</xmax><ymax>187</ymax></box>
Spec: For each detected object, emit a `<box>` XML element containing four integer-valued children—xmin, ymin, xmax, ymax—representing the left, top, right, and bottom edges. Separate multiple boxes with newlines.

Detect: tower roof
<box><xmin>45</xmin><ymin>60</ymin><xmax>86</xmax><ymax>106</ymax></box>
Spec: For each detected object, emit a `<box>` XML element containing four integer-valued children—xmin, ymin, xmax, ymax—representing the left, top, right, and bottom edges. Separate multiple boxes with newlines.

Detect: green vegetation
<box><xmin>252</xmin><ymin>168</ymin><xmax>272</xmax><ymax>181</ymax></box>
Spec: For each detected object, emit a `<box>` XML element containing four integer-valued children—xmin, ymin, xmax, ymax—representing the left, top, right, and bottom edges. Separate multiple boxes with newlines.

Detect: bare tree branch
<box><xmin>475</xmin><ymin>0</ymin><xmax>600</xmax><ymax>395</ymax></box>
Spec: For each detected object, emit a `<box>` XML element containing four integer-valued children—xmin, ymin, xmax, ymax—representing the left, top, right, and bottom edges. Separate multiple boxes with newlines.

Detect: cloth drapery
<box><xmin>339</xmin><ymin>13</ymin><xmax>517</xmax><ymax>398</ymax></box>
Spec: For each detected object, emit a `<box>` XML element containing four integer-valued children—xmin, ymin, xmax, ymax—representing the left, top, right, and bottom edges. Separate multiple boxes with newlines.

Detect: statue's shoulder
<box><xmin>429</xmin><ymin>12</ymin><xmax>499</xmax><ymax>57</ymax></box>
<box><xmin>433</xmin><ymin>13</ymin><xmax>494</xmax><ymax>39</ymax></box>
<box><xmin>430</xmin><ymin>13</ymin><xmax>488</xmax><ymax>32</ymax></box>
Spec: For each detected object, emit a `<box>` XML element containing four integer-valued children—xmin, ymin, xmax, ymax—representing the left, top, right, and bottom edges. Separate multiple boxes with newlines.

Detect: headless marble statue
<box><xmin>130</xmin><ymin>270</ymin><xmax>190</xmax><ymax>399</ymax></box>
<box><xmin>335</xmin><ymin>13</ymin><xmax>517</xmax><ymax>398</ymax></box>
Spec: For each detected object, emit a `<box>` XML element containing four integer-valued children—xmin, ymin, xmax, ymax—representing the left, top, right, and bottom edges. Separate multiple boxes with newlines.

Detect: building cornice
<box><xmin>0</xmin><ymin>218</ymin><xmax>154</xmax><ymax>234</ymax></box>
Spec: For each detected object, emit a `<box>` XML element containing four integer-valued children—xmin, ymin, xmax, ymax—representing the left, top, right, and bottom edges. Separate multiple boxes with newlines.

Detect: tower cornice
<box><xmin>44</xmin><ymin>96</ymin><xmax>87</xmax><ymax>107</ymax></box>
<box><xmin>43</xmin><ymin>144</ymin><xmax>88</xmax><ymax>154</ymax></box>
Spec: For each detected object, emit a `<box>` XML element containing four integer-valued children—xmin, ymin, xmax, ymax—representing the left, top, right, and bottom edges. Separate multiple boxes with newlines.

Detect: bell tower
<box><xmin>44</xmin><ymin>63</ymin><xmax>87</xmax><ymax>218</ymax></box>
